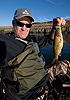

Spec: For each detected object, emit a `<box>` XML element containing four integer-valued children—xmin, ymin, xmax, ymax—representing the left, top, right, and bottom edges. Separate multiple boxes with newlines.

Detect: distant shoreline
<box><xmin>0</xmin><ymin>20</ymin><xmax>70</xmax><ymax>34</ymax></box>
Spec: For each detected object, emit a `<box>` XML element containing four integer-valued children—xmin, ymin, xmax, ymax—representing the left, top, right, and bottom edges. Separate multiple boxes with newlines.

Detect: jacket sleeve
<box><xmin>30</xmin><ymin>34</ymin><xmax>53</xmax><ymax>48</ymax></box>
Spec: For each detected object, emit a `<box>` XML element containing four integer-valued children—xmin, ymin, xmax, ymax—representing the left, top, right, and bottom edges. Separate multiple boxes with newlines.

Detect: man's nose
<box><xmin>21</xmin><ymin>25</ymin><xmax>26</xmax><ymax>30</ymax></box>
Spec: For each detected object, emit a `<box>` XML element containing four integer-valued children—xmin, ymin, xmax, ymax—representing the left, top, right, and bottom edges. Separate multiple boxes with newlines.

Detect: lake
<box><xmin>40</xmin><ymin>34</ymin><xmax>70</xmax><ymax>65</ymax></box>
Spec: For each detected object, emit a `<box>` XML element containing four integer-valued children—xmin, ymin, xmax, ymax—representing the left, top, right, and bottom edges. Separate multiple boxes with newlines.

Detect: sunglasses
<box><xmin>14</xmin><ymin>20</ymin><xmax>32</xmax><ymax>28</ymax></box>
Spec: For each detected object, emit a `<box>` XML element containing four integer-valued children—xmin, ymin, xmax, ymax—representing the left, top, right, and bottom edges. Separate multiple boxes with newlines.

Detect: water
<box><xmin>40</xmin><ymin>34</ymin><xmax>70</xmax><ymax>65</ymax></box>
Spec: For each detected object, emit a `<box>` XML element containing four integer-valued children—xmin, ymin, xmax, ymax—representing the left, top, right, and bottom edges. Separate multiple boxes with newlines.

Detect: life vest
<box><xmin>8</xmin><ymin>41</ymin><xmax>48</xmax><ymax>94</ymax></box>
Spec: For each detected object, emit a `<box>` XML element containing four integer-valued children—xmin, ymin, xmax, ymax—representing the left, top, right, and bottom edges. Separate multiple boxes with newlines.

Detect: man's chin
<box><xmin>20</xmin><ymin>35</ymin><xmax>28</xmax><ymax>39</ymax></box>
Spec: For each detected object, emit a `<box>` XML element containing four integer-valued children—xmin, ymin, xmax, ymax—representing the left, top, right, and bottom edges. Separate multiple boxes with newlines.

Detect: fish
<box><xmin>52</xmin><ymin>26</ymin><xmax>63</xmax><ymax>64</ymax></box>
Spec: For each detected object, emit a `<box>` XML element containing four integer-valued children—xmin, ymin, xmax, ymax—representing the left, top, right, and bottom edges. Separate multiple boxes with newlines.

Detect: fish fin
<box><xmin>47</xmin><ymin>58</ymin><xmax>58</xmax><ymax>68</ymax></box>
<box><xmin>52</xmin><ymin>57</ymin><xmax>58</xmax><ymax>64</ymax></box>
<box><xmin>59</xmin><ymin>52</ymin><xmax>61</xmax><ymax>56</ymax></box>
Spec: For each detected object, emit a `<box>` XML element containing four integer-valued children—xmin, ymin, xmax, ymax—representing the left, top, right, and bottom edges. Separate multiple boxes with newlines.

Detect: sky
<box><xmin>0</xmin><ymin>0</ymin><xmax>70</xmax><ymax>26</ymax></box>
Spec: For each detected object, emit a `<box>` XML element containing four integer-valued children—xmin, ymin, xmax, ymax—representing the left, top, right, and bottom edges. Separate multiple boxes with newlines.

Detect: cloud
<box><xmin>40</xmin><ymin>16</ymin><xmax>70</xmax><ymax>21</ymax></box>
<box><xmin>35</xmin><ymin>16</ymin><xmax>70</xmax><ymax>22</ymax></box>
<box><xmin>40</xmin><ymin>17</ymin><xmax>52</xmax><ymax>22</ymax></box>
<box><xmin>35</xmin><ymin>17</ymin><xmax>53</xmax><ymax>22</ymax></box>
<box><xmin>46</xmin><ymin>0</ymin><xmax>70</xmax><ymax>5</ymax></box>
<box><xmin>47</xmin><ymin>0</ymin><xmax>56</xmax><ymax>5</ymax></box>
<box><xmin>63</xmin><ymin>16</ymin><xmax>70</xmax><ymax>20</ymax></box>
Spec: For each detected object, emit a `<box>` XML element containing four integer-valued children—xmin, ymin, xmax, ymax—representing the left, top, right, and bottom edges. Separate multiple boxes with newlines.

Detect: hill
<box><xmin>0</xmin><ymin>20</ymin><xmax>70</xmax><ymax>35</ymax></box>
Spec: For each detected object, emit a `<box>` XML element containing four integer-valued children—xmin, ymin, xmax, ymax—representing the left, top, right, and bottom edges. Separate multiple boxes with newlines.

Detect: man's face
<box><xmin>13</xmin><ymin>17</ymin><xmax>32</xmax><ymax>39</ymax></box>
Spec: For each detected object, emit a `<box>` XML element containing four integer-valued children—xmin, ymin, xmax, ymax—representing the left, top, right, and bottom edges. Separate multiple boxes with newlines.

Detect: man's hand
<box><xmin>50</xmin><ymin>17</ymin><xmax>66</xmax><ymax>40</ymax></box>
<box><xmin>53</xmin><ymin>17</ymin><xmax>66</xmax><ymax>29</ymax></box>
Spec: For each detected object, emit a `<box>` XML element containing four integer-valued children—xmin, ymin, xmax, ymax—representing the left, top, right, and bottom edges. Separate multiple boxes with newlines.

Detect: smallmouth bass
<box><xmin>52</xmin><ymin>26</ymin><xmax>63</xmax><ymax>64</ymax></box>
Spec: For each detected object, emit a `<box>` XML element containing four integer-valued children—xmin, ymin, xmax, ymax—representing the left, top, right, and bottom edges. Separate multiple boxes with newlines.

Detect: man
<box><xmin>0</xmin><ymin>8</ymin><xmax>66</xmax><ymax>100</ymax></box>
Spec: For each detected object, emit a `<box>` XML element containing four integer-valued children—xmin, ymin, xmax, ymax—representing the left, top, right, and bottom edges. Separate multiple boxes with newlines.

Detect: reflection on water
<box><xmin>40</xmin><ymin>34</ymin><xmax>70</xmax><ymax>65</ymax></box>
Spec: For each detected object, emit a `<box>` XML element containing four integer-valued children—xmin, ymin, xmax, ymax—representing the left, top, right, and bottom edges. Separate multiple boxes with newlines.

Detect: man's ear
<box><xmin>12</xmin><ymin>20</ymin><xmax>14</xmax><ymax>26</ymax></box>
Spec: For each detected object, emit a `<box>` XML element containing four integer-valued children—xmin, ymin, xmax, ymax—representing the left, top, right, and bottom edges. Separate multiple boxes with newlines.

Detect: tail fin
<box><xmin>52</xmin><ymin>57</ymin><xmax>58</xmax><ymax>64</ymax></box>
<box><xmin>47</xmin><ymin>57</ymin><xmax>58</xmax><ymax>69</ymax></box>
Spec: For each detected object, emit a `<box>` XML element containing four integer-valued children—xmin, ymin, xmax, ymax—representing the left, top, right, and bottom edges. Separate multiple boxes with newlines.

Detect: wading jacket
<box><xmin>0</xmin><ymin>32</ymin><xmax>53</xmax><ymax>98</ymax></box>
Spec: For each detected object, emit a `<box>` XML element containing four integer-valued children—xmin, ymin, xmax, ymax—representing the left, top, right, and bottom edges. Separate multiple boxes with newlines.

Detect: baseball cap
<box><xmin>14</xmin><ymin>8</ymin><xmax>34</xmax><ymax>22</ymax></box>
